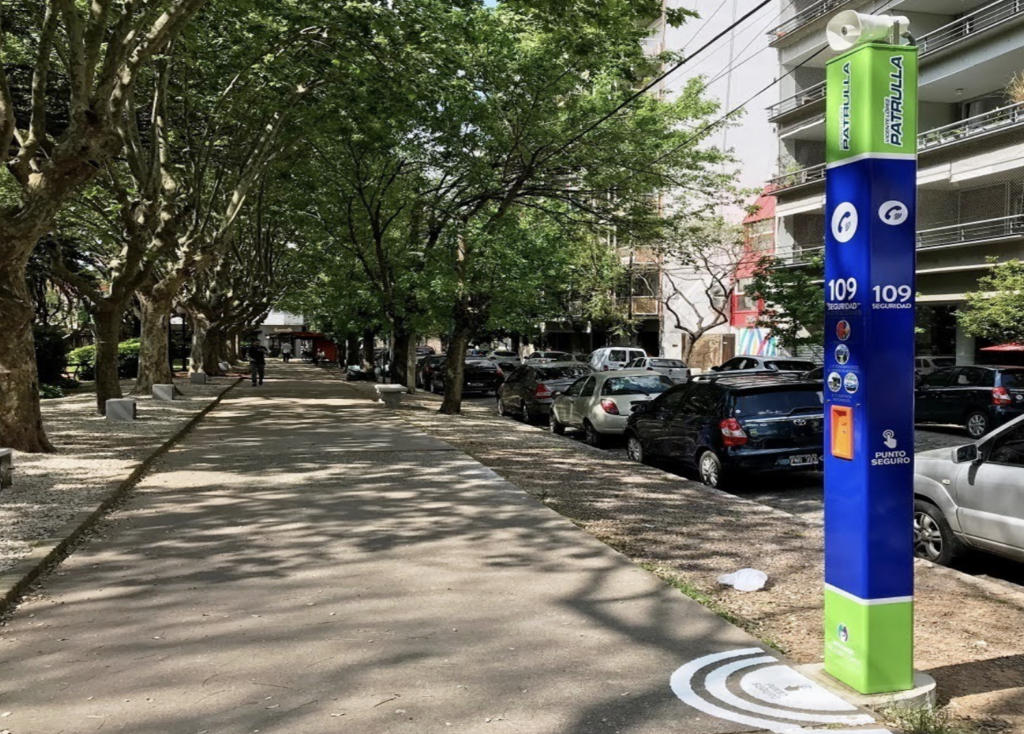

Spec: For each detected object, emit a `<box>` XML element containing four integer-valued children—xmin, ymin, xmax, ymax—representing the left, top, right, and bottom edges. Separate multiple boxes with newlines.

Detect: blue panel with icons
<box><xmin>823</xmin><ymin>156</ymin><xmax>917</xmax><ymax>601</ymax></box>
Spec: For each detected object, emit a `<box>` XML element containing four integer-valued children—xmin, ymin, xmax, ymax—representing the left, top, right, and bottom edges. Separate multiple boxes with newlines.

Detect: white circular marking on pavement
<box><xmin>831</xmin><ymin>202</ymin><xmax>859</xmax><ymax>243</ymax></box>
<box><xmin>669</xmin><ymin>648</ymin><xmax>893</xmax><ymax>734</ymax></box>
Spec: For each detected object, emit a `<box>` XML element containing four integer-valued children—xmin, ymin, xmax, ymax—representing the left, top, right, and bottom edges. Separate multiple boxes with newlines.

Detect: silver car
<box><xmin>627</xmin><ymin>357</ymin><xmax>690</xmax><ymax>383</ymax></box>
<box><xmin>703</xmin><ymin>355</ymin><xmax>817</xmax><ymax>378</ymax></box>
<box><xmin>914</xmin><ymin>414</ymin><xmax>1024</xmax><ymax>566</ymax></box>
<box><xmin>549</xmin><ymin>369</ymin><xmax>675</xmax><ymax>447</ymax></box>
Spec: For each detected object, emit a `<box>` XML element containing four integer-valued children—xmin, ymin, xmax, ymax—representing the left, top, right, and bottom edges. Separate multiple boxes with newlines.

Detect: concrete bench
<box><xmin>190</xmin><ymin>373</ymin><xmax>207</xmax><ymax>385</ymax></box>
<box><xmin>106</xmin><ymin>398</ymin><xmax>137</xmax><ymax>422</ymax></box>
<box><xmin>374</xmin><ymin>384</ymin><xmax>408</xmax><ymax>408</ymax></box>
<box><xmin>0</xmin><ymin>448</ymin><xmax>12</xmax><ymax>489</ymax></box>
<box><xmin>153</xmin><ymin>384</ymin><xmax>176</xmax><ymax>401</ymax></box>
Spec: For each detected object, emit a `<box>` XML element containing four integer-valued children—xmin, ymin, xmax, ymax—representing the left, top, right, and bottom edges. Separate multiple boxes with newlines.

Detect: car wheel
<box><xmin>497</xmin><ymin>396</ymin><xmax>509</xmax><ymax>417</ymax></box>
<box><xmin>584</xmin><ymin>421</ymin><xmax>605</xmax><ymax>448</ymax></box>
<box><xmin>626</xmin><ymin>434</ymin><xmax>645</xmax><ymax>464</ymax></box>
<box><xmin>549</xmin><ymin>411</ymin><xmax>565</xmax><ymax>435</ymax></box>
<box><xmin>966</xmin><ymin>411</ymin><xmax>990</xmax><ymax>439</ymax></box>
<box><xmin>520</xmin><ymin>401</ymin><xmax>532</xmax><ymax>424</ymax></box>
<box><xmin>914</xmin><ymin>499</ymin><xmax>964</xmax><ymax>566</ymax></box>
<box><xmin>698</xmin><ymin>450</ymin><xmax>725</xmax><ymax>489</ymax></box>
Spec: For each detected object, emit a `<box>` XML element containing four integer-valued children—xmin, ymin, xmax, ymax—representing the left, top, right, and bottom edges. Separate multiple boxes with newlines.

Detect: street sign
<box><xmin>823</xmin><ymin>41</ymin><xmax>918</xmax><ymax>694</ymax></box>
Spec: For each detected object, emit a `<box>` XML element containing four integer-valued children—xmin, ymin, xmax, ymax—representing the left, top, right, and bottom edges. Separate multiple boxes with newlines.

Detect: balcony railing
<box><xmin>773</xmin><ymin>103</ymin><xmax>1024</xmax><ymax>192</ymax></box>
<box><xmin>767</xmin><ymin>0</ymin><xmax>856</xmax><ymax>44</ymax></box>
<box><xmin>918</xmin><ymin>0</ymin><xmax>1024</xmax><ymax>58</ymax></box>
<box><xmin>778</xmin><ymin>214</ymin><xmax>1024</xmax><ymax>265</ymax></box>
<box><xmin>768</xmin><ymin>81</ymin><xmax>826</xmax><ymax>121</ymax></box>
<box><xmin>917</xmin><ymin>214</ymin><xmax>1024</xmax><ymax>250</ymax></box>
<box><xmin>768</xmin><ymin>162</ymin><xmax>826</xmax><ymax>192</ymax></box>
<box><xmin>920</xmin><ymin>101</ymin><xmax>1024</xmax><ymax>151</ymax></box>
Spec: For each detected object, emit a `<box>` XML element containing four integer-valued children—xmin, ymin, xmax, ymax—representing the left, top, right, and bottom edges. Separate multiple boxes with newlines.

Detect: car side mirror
<box><xmin>711</xmin><ymin>365</ymin><xmax>721</xmax><ymax>372</ymax></box>
<box><xmin>551</xmin><ymin>390</ymin><xmax>563</xmax><ymax>398</ymax></box>
<box><xmin>630</xmin><ymin>402</ymin><xmax>652</xmax><ymax>414</ymax></box>
<box><xmin>953</xmin><ymin>444</ymin><xmax>980</xmax><ymax>464</ymax></box>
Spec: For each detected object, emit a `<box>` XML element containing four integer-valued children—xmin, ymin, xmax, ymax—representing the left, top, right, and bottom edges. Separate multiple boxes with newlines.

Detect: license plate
<box><xmin>469</xmin><ymin>382</ymin><xmax>485</xmax><ymax>387</ymax></box>
<box><xmin>790</xmin><ymin>454</ymin><xmax>819</xmax><ymax>467</ymax></box>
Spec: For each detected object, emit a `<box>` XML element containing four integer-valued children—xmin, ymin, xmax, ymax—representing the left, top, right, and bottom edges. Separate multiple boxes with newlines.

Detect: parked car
<box><xmin>702</xmin><ymin>355</ymin><xmax>817</xmax><ymax>377</ymax></box>
<box><xmin>915</xmin><ymin>355</ymin><xmax>955</xmax><ymax>377</ymax></box>
<box><xmin>549</xmin><ymin>369</ymin><xmax>674</xmax><ymax>447</ymax></box>
<box><xmin>914</xmin><ymin>414</ymin><xmax>1024</xmax><ymax>566</ymax></box>
<box><xmin>431</xmin><ymin>359</ymin><xmax>504</xmax><ymax>395</ymax></box>
<box><xmin>525</xmin><ymin>351</ymin><xmax>573</xmax><ymax>364</ymax></box>
<box><xmin>915</xmin><ymin>365</ymin><xmax>1024</xmax><ymax>439</ymax></box>
<box><xmin>417</xmin><ymin>354</ymin><xmax>446</xmax><ymax>391</ymax></box>
<box><xmin>486</xmin><ymin>349</ymin><xmax>521</xmax><ymax>372</ymax></box>
<box><xmin>497</xmin><ymin>362</ymin><xmax>593</xmax><ymax>423</ymax></box>
<box><xmin>589</xmin><ymin>347</ymin><xmax>648</xmax><ymax>372</ymax></box>
<box><xmin>625</xmin><ymin>373</ymin><xmax>825</xmax><ymax>488</ymax></box>
<box><xmin>626</xmin><ymin>357</ymin><xmax>690</xmax><ymax>383</ymax></box>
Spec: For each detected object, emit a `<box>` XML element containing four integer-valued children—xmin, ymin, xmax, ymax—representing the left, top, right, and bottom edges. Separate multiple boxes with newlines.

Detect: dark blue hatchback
<box><xmin>625</xmin><ymin>374</ymin><xmax>825</xmax><ymax>488</ymax></box>
<box><xmin>915</xmin><ymin>365</ymin><xmax>1024</xmax><ymax>439</ymax></box>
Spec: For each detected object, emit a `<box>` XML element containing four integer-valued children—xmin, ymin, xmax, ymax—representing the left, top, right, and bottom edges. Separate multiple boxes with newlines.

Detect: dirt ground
<box><xmin>364</xmin><ymin>382</ymin><xmax>1024</xmax><ymax>732</ymax></box>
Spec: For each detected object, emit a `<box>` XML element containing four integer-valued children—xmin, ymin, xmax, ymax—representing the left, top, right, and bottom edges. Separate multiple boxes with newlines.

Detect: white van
<box><xmin>589</xmin><ymin>347</ymin><xmax>647</xmax><ymax>372</ymax></box>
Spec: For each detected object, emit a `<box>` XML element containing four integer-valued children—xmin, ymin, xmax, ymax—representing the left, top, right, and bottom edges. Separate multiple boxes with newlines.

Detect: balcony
<box><xmin>768</xmin><ymin>81</ymin><xmax>826</xmax><ymax>122</ymax></box>
<box><xmin>917</xmin><ymin>214</ymin><xmax>1024</xmax><ymax>250</ymax></box>
<box><xmin>768</xmin><ymin>163</ymin><xmax>827</xmax><ymax>193</ymax></box>
<box><xmin>920</xmin><ymin>101</ymin><xmax>1024</xmax><ymax>152</ymax></box>
<box><xmin>918</xmin><ymin>0</ymin><xmax>1024</xmax><ymax>58</ymax></box>
<box><xmin>767</xmin><ymin>0</ymin><xmax>856</xmax><ymax>46</ymax></box>
<box><xmin>772</xmin><ymin>102</ymin><xmax>1024</xmax><ymax>193</ymax></box>
<box><xmin>777</xmin><ymin>214</ymin><xmax>1024</xmax><ymax>265</ymax></box>
<box><xmin>629</xmin><ymin>296</ymin><xmax>662</xmax><ymax>317</ymax></box>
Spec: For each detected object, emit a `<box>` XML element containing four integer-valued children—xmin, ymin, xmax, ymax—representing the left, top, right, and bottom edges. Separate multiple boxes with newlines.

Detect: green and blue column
<box><xmin>823</xmin><ymin>41</ymin><xmax>919</xmax><ymax>694</ymax></box>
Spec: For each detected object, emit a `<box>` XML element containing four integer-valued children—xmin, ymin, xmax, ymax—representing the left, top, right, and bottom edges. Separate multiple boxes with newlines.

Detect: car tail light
<box><xmin>535</xmin><ymin>383</ymin><xmax>552</xmax><ymax>399</ymax></box>
<box><xmin>720</xmin><ymin>418</ymin><xmax>748</xmax><ymax>447</ymax></box>
<box><xmin>993</xmin><ymin>387</ymin><xmax>1012</xmax><ymax>405</ymax></box>
<box><xmin>602</xmin><ymin>365</ymin><xmax>609</xmax><ymax>371</ymax></box>
<box><xmin>496</xmin><ymin>367</ymin><xmax>504</xmax><ymax>378</ymax></box>
<box><xmin>600</xmin><ymin>399</ymin><xmax>620</xmax><ymax>415</ymax></box>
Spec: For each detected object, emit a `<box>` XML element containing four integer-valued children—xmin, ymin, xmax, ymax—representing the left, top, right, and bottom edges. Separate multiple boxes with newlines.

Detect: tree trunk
<box><xmin>189</xmin><ymin>313</ymin><xmax>211</xmax><ymax>375</ymax></box>
<box><xmin>0</xmin><ymin>259</ymin><xmax>53</xmax><ymax>451</ymax></box>
<box><xmin>92</xmin><ymin>306</ymin><xmax>124</xmax><ymax>415</ymax></box>
<box><xmin>392</xmin><ymin>326</ymin><xmax>415</xmax><ymax>391</ymax></box>
<box><xmin>439</xmin><ymin>316</ymin><xmax>472</xmax><ymax>415</ymax></box>
<box><xmin>346</xmin><ymin>334</ymin><xmax>360</xmax><ymax>369</ymax></box>
<box><xmin>361</xmin><ymin>330</ymin><xmax>375</xmax><ymax>371</ymax></box>
<box><xmin>511</xmin><ymin>333</ymin><xmax>521</xmax><ymax>356</ymax></box>
<box><xmin>203</xmin><ymin>328</ymin><xmax>225</xmax><ymax>376</ymax></box>
<box><xmin>135</xmin><ymin>290</ymin><xmax>176</xmax><ymax>393</ymax></box>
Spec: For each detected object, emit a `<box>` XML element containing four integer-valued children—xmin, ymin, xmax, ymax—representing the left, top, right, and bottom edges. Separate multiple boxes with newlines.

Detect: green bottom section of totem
<box><xmin>824</xmin><ymin>587</ymin><xmax>914</xmax><ymax>694</ymax></box>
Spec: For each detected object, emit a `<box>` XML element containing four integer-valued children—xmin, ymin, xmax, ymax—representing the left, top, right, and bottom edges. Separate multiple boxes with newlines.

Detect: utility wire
<box><xmin>550</xmin><ymin>0</ymin><xmax>774</xmax><ymax>158</ymax></box>
<box><xmin>612</xmin><ymin>45</ymin><xmax>830</xmax><ymax>190</ymax></box>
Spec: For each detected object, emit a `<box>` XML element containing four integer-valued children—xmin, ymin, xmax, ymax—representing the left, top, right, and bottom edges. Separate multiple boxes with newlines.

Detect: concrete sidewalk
<box><xmin>0</xmin><ymin>365</ymin><xmax>891</xmax><ymax>733</ymax></box>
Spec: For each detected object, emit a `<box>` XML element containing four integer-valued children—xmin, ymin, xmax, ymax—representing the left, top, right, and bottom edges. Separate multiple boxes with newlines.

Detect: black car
<box><xmin>497</xmin><ymin>362</ymin><xmax>593</xmax><ymax>423</ymax></box>
<box><xmin>431</xmin><ymin>359</ymin><xmax>505</xmax><ymax>395</ymax></box>
<box><xmin>625</xmin><ymin>374</ymin><xmax>825</xmax><ymax>488</ymax></box>
<box><xmin>417</xmin><ymin>354</ymin><xmax>446</xmax><ymax>391</ymax></box>
<box><xmin>915</xmin><ymin>365</ymin><xmax>1024</xmax><ymax>439</ymax></box>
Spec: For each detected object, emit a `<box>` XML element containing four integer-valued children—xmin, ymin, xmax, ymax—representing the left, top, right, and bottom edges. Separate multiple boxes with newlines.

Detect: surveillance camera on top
<box><xmin>826</xmin><ymin>11</ymin><xmax>911</xmax><ymax>52</ymax></box>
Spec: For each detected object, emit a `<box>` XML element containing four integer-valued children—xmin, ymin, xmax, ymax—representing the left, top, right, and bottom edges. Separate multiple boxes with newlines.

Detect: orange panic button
<box><xmin>831</xmin><ymin>406</ymin><xmax>854</xmax><ymax>460</ymax></box>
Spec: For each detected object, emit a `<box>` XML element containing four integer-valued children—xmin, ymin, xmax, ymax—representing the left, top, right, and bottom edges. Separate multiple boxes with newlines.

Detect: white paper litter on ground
<box><xmin>717</xmin><ymin>568</ymin><xmax>768</xmax><ymax>592</ymax></box>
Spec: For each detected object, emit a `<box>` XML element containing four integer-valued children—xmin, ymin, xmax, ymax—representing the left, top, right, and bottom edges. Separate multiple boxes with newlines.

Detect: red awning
<box><xmin>980</xmin><ymin>343</ymin><xmax>1024</xmax><ymax>352</ymax></box>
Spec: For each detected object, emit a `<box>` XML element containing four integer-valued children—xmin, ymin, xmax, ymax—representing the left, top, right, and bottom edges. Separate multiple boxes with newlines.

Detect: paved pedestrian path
<box><xmin>0</xmin><ymin>365</ymin><xmax>891</xmax><ymax>733</ymax></box>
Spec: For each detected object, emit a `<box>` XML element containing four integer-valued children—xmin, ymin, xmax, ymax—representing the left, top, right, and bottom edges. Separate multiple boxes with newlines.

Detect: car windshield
<box><xmin>651</xmin><ymin>359</ymin><xmax>685</xmax><ymax>368</ymax></box>
<box><xmin>601</xmin><ymin>375</ymin><xmax>674</xmax><ymax>396</ymax></box>
<box><xmin>733</xmin><ymin>388</ymin><xmax>824</xmax><ymax>417</ymax></box>
<box><xmin>492</xmin><ymin>351</ymin><xmax>516</xmax><ymax>357</ymax></box>
<box><xmin>933</xmin><ymin>358</ymin><xmax>956</xmax><ymax>368</ymax></box>
<box><xmin>537</xmin><ymin>365</ymin><xmax>591</xmax><ymax>380</ymax></box>
<box><xmin>1001</xmin><ymin>370</ymin><xmax>1024</xmax><ymax>388</ymax></box>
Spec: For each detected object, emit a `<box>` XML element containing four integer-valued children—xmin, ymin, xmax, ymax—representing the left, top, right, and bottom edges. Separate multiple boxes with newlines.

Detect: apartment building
<box><xmin>769</xmin><ymin>0</ymin><xmax>1024</xmax><ymax>363</ymax></box>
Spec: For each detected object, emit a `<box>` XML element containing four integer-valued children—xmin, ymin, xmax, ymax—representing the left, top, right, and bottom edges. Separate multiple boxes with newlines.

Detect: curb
<box><xmin>0</xmin><ymin>378</ymin><xmax>242</xmax><ymax>618</ymax></box>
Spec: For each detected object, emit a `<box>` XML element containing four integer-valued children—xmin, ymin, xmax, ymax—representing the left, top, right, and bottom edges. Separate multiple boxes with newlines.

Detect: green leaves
<box><xmin>750</xmin><ymin>254</ymin><xmax>826</xmax><ymax>354</ymax></box>
<box><xmin>957</xmin><ymin>258</ymin><xmax>1024</xmax><ymax>345</ymax></box>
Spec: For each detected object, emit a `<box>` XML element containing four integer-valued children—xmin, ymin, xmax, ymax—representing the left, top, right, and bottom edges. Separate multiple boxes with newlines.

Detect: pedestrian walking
<box><xmin>247</xmin><ymin>341</ymin><xmax>267</xmax><ymax>385</ymax></box>
<box><xmin>281</xmin><ymin>342</ymin><xmax>292</xmax><ymax>363</ymax></box>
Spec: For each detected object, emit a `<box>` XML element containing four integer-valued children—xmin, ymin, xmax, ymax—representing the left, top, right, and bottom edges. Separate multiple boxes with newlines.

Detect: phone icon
<box><xmin>879</xmin><ymin>200</ymin><xmax>908</xmax><ymax>226</ymax></box>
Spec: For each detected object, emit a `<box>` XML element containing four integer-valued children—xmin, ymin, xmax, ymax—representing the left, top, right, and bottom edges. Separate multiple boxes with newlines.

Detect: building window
<box><xmin>735</xmin><ymin>278</ymin><xmax>758</xmax><ymax>312</ymax></box>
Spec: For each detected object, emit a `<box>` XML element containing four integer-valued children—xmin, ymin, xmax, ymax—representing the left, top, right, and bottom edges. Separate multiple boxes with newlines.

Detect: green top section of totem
<box><xmin>826</xmin><ymin>43</ymin><xmax>918</xmax><ymax>164</ymax></box>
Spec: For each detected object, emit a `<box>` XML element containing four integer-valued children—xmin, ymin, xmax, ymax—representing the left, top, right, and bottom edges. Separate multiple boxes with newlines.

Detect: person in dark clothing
<box><xmin>247</xmin><ymin>342</ymin><xmax>267</xmax><ymax>385</ymax></box>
